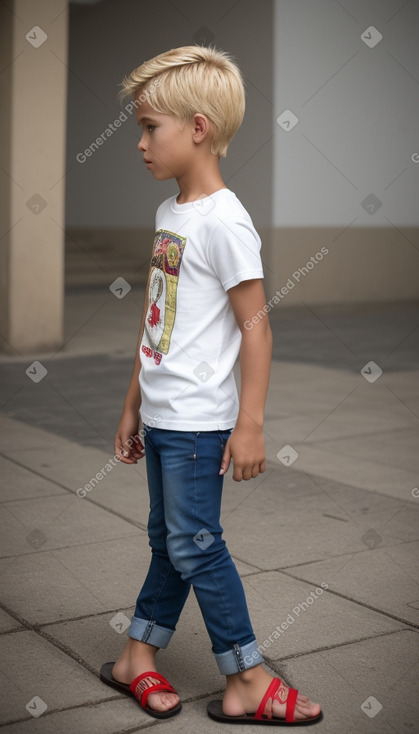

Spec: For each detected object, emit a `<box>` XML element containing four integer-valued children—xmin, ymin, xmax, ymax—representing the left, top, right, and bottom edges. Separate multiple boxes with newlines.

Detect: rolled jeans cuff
<box><xmin>128</xmin><ymin>616</ymin><xmax>174</xmax><ymax>649</ymax></box>
<box><xmin>214</xmin><ymin>640</ymin><xmax>264</xmax><ymax>675</ymax></box>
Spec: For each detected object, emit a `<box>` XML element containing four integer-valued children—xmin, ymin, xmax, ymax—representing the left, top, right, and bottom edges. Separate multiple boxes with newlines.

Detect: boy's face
<box><xmin>135</xmin><ymin>94</ymin><xmax>198</xmax><ymax>181</ymax></box>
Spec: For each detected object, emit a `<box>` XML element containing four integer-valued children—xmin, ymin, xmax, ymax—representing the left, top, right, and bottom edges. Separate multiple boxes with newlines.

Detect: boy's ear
<box><xmin>192</xmin><ymin>113</ymin><xmax>211</xmax><ymax>145</ymax></box>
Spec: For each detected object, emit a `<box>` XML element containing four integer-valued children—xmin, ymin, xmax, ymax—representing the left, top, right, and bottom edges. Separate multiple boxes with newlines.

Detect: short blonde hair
<box><xmin>118</xmin><ymin>45</ymin><xmax>245</xmax><ymax>158</ymax></box>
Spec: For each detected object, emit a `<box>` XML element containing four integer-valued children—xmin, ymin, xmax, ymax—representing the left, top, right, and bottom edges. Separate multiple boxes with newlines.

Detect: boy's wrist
<box><xmin>235</xmin><ymin>412</ymin><xmax>264</xmax><ymax>431</ymax></box>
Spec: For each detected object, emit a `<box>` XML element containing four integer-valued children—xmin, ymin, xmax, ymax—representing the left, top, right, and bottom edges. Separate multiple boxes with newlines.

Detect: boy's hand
<box><xmin>114</xmin><ymin>408</ymin><xmax>145</xmax><ymax>464</ymax></box>
<box><xmin>219</xmin><ymin>425</ymin><xmax>266</xmax><ymax>481</ymax></box>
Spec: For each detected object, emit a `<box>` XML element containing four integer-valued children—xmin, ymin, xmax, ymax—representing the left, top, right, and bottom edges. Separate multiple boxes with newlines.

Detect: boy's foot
<box><xmin>109</xmin><ymin>640</ymin><xmax>180</xmax><ymax>714</ymax></box>
<box><xmin>221</xmin><ymin>666</ymin><xmax>321</xmax><ymax>723</ymax></box>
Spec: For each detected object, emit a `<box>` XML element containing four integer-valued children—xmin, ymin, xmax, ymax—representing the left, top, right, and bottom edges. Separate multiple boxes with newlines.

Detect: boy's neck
<box><xmin>175</xmin><ymin>157</ymin><xmax>227</xmax><ymax>204</ymax></box>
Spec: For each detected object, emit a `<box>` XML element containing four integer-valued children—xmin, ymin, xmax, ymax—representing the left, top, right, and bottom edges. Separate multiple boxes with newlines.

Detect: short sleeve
<box><xmin>206</xmin><ymin>217</ymin><xmax>264</xmax><ymax>291</ymax></box>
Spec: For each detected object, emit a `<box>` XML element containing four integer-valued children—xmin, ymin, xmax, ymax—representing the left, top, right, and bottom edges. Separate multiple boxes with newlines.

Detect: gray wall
<box><xmin>65</xmin><ymin>0</ymin><xmax>273</xmax><ymax>230</ymax></box>
<box><xmin>273</xmin><ymin>0</ymin><xmax>419</xmax><ymax>226</ymax></box>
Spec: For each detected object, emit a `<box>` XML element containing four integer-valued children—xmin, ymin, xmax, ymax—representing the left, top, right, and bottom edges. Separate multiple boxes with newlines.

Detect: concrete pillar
<box><xmin>0</xmin><ymin>0</ymin><xmax>68</xmax><ymax>354</ymax></box>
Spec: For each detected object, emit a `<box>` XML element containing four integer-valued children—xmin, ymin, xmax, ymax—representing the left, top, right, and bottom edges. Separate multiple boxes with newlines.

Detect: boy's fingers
<box><xmin>134</xmin><ymin>435</ymin><xmax>145</xmax><ymax>452</ymax></box>
<box><xmin>233</xmin><ymin>460</ymin><xmax>266</xmax><ymax>481</ymax></box>
<box><xmin>115</xmin><ymin>434</ymin><xmax>141</xmax><ymax>463</ymax></box>
<box><xmin>219</xmin><ymin>444</ymin><xmax>231</xmax><ymax>475</ymax></box>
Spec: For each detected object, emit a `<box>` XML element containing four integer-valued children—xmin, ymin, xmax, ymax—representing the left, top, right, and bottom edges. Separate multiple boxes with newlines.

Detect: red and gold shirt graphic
<box><xmin>142</xmin><ymin>229</ymin><xmax>186</xmax><ymax>359</ymax></box>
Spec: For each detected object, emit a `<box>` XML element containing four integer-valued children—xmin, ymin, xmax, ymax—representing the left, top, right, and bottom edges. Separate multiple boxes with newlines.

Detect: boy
<box><xmin>100</xmin><ymin>46</ymin><xmax>321</xmax><ymax>725</ymax></box>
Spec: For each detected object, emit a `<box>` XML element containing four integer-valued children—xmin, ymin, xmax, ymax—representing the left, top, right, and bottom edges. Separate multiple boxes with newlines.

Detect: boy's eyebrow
<box><xmin>137</xmin><ymin>115</ymin><xmax>159</xmax><ymax>125</ymax></box>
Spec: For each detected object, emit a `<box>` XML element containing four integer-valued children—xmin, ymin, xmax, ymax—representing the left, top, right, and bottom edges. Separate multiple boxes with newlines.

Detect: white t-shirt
<box><xmin>139</xmin><ymin>187</ymin><xmax>264</xmax><ymax>431</ymax></box>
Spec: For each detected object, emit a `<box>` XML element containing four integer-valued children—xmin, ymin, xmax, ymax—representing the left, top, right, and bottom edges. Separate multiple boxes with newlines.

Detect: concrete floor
<box><xmin>0</xmin><ymin>287</ymin><xmax>418</xmax><ymax>733</ymax></box>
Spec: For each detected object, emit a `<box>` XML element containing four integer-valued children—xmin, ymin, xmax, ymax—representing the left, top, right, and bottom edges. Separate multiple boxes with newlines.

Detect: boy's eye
<box><xmin>148</xmin><ymin>125</ymin><xmax>155</xmax><ymax>132</ymax></box>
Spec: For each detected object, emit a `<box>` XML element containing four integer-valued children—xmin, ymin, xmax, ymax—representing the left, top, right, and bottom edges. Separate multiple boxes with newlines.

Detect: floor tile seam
<box><xmin>263</xmin><ymin>464</ymin><xmax>419</xmax><ymax>505</ymax></box>
<box><xmin>0</xmin><ymin>452</ymin><xmax>148</xmax><ymax>532</ymax></box>
<box><xmin>0</xmin><ymin>694</ymin><xmax>124</xmax><ymax>729</ymax></box>
<box><xmin>275</xmin><ymin>539</ymin><xmax>419</xmax><ymax>572</ymax></box>
<box><xmin>266</xmin><ymin>445</ymin><xmax>419</xmax><ymax>475</ymax></box>
<box><xmin>299</xmin><ymin>424</ymin><xmax>419</xmax><ymax>446</ymax></box>
<box><xmin>279</xmin><ymin>569</ymin><xmax>419</xmax><ymax>628</ymax></box>
<box><xmin>0</xmin><ymin>688</ymin><xmax>221</xmax><ymax>731</ymax></box>
<box><xmin>0</xmin><ymin>492</ymin><xmax>69</xmax><ymax>504</ymax></box>
<box><xmin>0</xmin><ymin>600</ymin><xmax>136</xmax><ymax>634</ymax></box>
<box><xmin>227</xmin><ymin>541</ymin><xmax>418</xmax><ymax>578</ymax></box>
<box><xmin>0</xmin><ymin>531</ymin><xmax>144</xmax><ymax>561</ymax></box>
<box><xmin>230</xmin><ymin>556</ymin><xmax>264</xmax><ymax>574</ymax></box>
<box><xmin>267</xmin><ymin>627</ymin><xmax>417</xmax><ymax>664</ymax></box>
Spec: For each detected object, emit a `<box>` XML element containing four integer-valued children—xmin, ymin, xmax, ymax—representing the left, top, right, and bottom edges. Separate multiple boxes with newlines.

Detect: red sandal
<box><xmin>207</xmin><ymin>676</ymin><xmax>322</xmax><ymax>725</ymax></box>
<box><xmin>100</xmin><ymin>662</ymin><xmax>181</xmax><ymax>719</ymax></box>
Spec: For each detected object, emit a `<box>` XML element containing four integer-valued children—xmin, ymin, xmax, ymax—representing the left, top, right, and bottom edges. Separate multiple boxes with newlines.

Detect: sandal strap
<box><xmin>285</xmin><ymin>686</ymin><xmax>298</xmax><ymax>723</ymax></box>
<box><xmin>255</xmin><ymin>677</ymin><xmax>299</xmax><ymax>722</ymax></box>
<box><xmin>129</xmin><ymin>671</ymin><xmax>177</xmax><ymax>707</ymax></box>
<box><xmin>255</xmin><ymin>677</ymin><xmax>280</xmax><ymax>720</ymax></box>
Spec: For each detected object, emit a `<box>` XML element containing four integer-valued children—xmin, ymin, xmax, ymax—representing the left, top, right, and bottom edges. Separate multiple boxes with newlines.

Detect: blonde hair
<box><xmin>118</xmin><ymin>45</ymin><xmax>245</xmax><ymax>158</ymax></box>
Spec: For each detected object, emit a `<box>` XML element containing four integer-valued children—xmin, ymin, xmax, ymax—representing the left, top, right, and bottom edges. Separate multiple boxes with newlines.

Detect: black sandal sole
<box><xmin>207</xmin><ymin>700</ymin><xmax>323</xmax><ymax>726</ymax></box>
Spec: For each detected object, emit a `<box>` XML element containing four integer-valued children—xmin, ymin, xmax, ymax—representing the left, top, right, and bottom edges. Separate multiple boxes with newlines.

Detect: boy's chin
<box><xmin>150</xmin><ymin>168</ymin><xmax>173</xmax><ymax>181</ymax></box>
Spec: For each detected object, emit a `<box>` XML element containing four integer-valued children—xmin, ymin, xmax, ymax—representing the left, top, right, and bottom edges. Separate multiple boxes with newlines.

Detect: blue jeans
<box><xmin>127</xmin><ymin>425</ymin><xmax>264</xmax><ymax>675</ymax></box>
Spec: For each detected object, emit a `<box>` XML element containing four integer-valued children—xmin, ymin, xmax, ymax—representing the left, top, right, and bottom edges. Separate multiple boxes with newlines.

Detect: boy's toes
<box><xmin>294</xmin><ymin>696</ymin><xmax>321</xmax><ymax>721</ymax></box>
<box><xmin>147</xmin><ymin>691</ymin><xmax>179</xmax><ymax>712</ymax></box>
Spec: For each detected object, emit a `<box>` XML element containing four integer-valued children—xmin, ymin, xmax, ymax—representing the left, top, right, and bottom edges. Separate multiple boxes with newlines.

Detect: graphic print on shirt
<box><xmin>142</xmin><ymin>229</ymin><xmax>186</xmax><ymax>362</ymax></box>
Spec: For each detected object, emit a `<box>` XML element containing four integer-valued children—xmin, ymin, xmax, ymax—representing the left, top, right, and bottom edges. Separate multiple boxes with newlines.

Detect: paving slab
<box><xmin>0</xmin><ymin>415</ymin><xmax>150</xmax><ymax>527</ymax></box>
<box><xmin>220</xmin><ymin>469</ymin><xmax>416</xmax><ymax>569</ymax></box>
<box><xmin>0</xmin><ymin>353</ymin><xmax>137</xmax><ymax>451</ymax></box>
<box><xmin>0</xmin><ymin>493</ymin><xmax>142</xmax><ymax>557</ymax></box>
<box><xmin>306</xmin><ymin>426</ymin><xmax>419</xmax><ymax>472</ymax></box>
<box><xmin>44</xmin><ymin>593</ymin><xmax>223</xmax><ymax>703</ymax></box>
<box><xmin>0</xmin><ymin>414</ymin><xmax>72</xmax><ymax>453</ymax></box>
<box><xmin>225</xmin><ymin>469</ymin><xmax>419</xmax><ymax>552</ymax></box>
<box><xmin>0</xmin><ymin>698</ymin><xmax>150</xmax><ymax>734</ymax></box>
<box><xmin>270</xmin><ymin>302</ymin><xmax>419</xmax><ymax>374</ymax></box>
<box><xmin>0</xmin><ymin>608</ymin><xmax>24</xmax><ymax>634</ymax></box>
<box><xmin>385</xmin><ymin>368</ymin><xmax>419</xmax><ymax>401</ymax></box>
<box><xmin>231</xmin><ymin>556</ymin><xmax>262</xmax><ymax>576</ymax></box>
<box><xmin>0</xmin><ymin>456</ymin><xmax>67</xmax><ymax>503</ymax></box>
<box><xmin>285</xmin><ymin>541</ymin><xmax>419</xmax><ymax>626</ymax></box>
<box><xmin>239</xmin><ymin>571</ymin><xmax>405</xmax><ymax>660</ymax></box>
<box><xmin>126</xmin><ymin>696</ymin><xmax>282</xmax><ymax>734</ymax></box>
<box><xmin>222</xmin><ymin>463</ymin><xmax>418</xmax><ymax>532</ymax></box>
<box><xmin>278</xmin><ymin>442</ymin><xmax>418</xmax><ymax>502</ymax></box>
<box><xmin>0</xmin><ymin>535</ymin><xmax>149</xmax><ymax>625</ymax></box>
<box><xmin>0</xmin><ymin>630</ymin><xmax>111</xmax><ymax>726</ymax></box>
<box><xmin>264</xmin><ymin>364</ymin><xmax>417</xmax><ymax>442</ymax></box>
<box><xmin>264</xmin><ymin>362</ymin><xmax>358</xmax><ymax>423</ymax></box>
<box><xmin>274</xmin><ymin>630</ymin><xmax>418</xmax><ymax>733</ymax></box>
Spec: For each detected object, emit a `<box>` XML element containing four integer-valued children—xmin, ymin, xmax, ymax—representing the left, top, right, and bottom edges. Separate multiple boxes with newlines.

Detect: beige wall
<box><xmin>265</xmin><ymin>227</ymin><xmax>419</xmax><ymax>306</ymax></box>
<box><xmin>0</xmin><ymin>0</ymin><xmax>68</xmax><ymax>354</ymax></box>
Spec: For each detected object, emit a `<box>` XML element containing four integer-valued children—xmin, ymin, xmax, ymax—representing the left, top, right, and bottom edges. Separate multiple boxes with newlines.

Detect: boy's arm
<box><xmin>220</xmin><ymin>278</ymin><xmax>272</xmax><ymax>481</ymax></box>
<box><xmin>114</xmin><ymin>294</ymin><xmax>148</xmax><ymax>464</ymax></box>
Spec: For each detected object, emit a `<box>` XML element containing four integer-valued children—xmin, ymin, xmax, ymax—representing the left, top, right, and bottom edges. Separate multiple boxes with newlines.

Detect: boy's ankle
<box><xmin>127</xmin><ymin>638</ymin><xmax>159</xmax><ymax>657</ymax></box>
<box><xmin>226</xmin><ymin>664</ymin><xmax>264</xmax><ymax>685</ymax></box>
